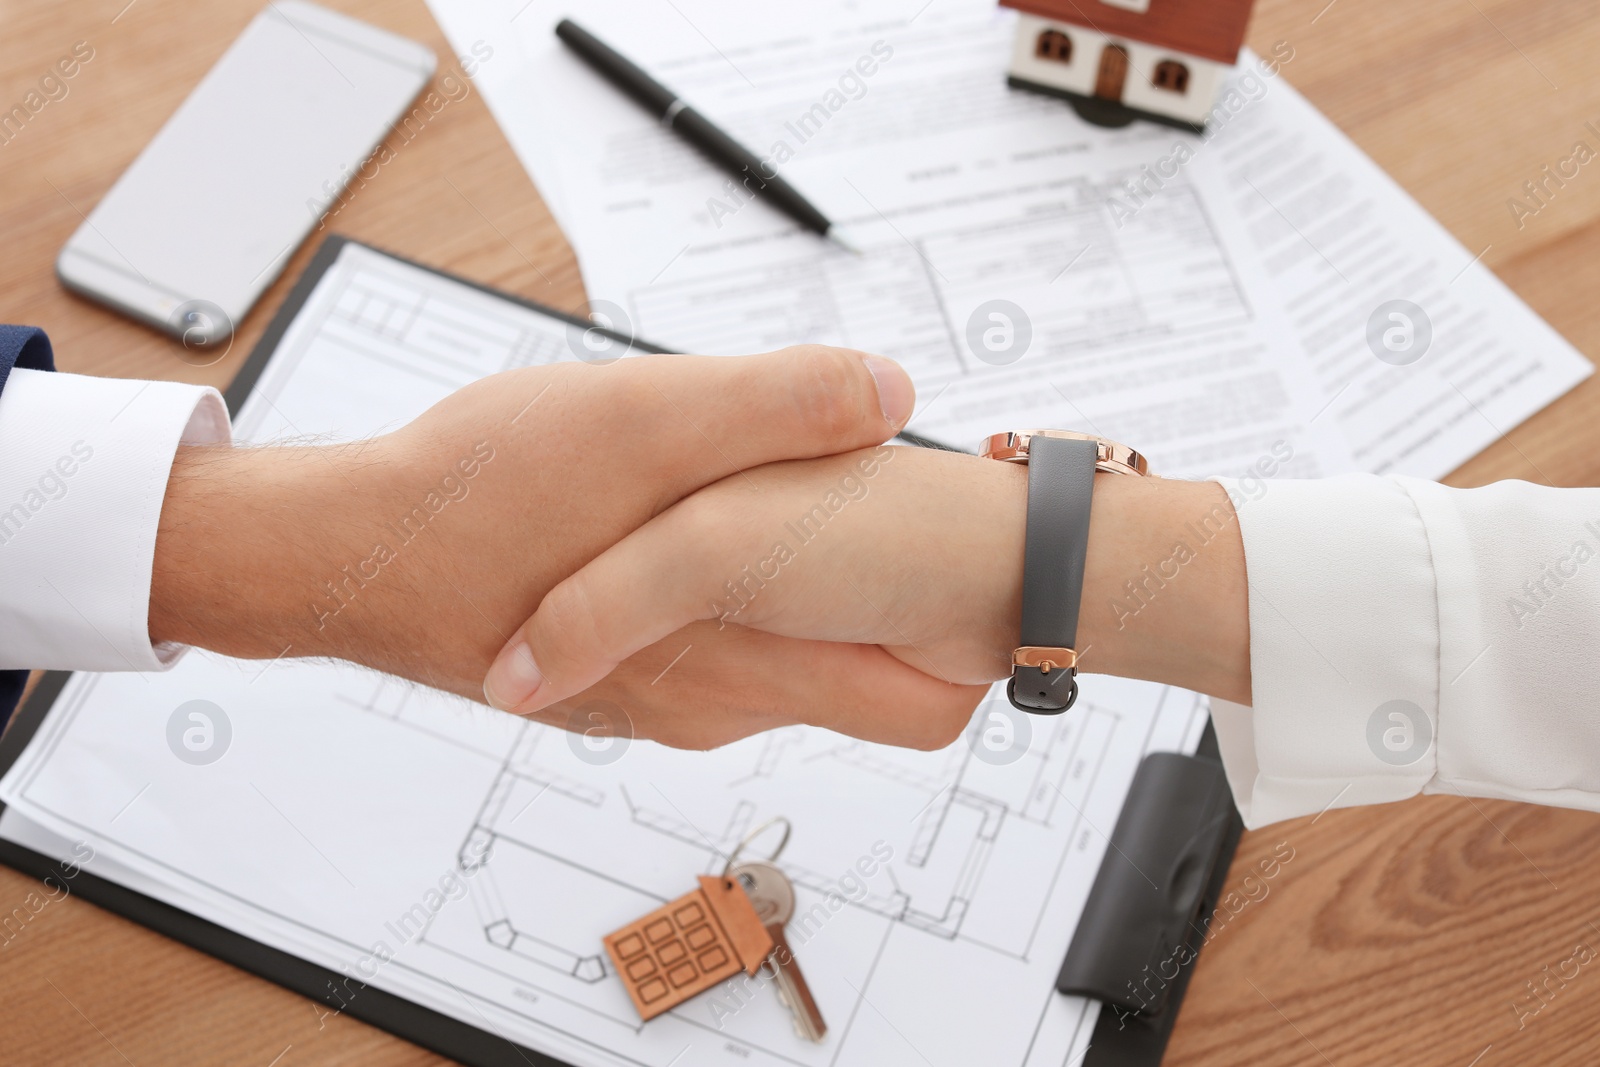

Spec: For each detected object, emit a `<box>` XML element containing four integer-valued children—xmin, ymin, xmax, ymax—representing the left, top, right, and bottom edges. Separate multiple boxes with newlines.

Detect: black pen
<box><xmin>893</xmin><ymin>429</ymin><xmax>966</xmax><ymax>453</ymax></box>
<box><xmin>555</xmin><ymin>18</ymin><xmax>860</xmax><ymax>253</ymax></box>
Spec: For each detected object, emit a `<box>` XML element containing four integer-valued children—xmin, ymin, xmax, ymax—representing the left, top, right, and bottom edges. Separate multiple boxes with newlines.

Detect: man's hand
<box><xmin>148</xmin><ymin>347</ymin><xmax>988</xmax><ymax>749</ymax></box>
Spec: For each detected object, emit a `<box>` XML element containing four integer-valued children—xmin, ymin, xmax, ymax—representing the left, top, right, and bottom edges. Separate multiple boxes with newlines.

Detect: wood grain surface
<box><xmin>1</xmin><ymin>0</ymin><xmax>1598</xmax><ymax>1064</ymax></box>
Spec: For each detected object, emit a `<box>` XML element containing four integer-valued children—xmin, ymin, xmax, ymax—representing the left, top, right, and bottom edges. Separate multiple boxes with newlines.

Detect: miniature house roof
<box><xmin>1000</xmin><ymin>0</ymin><xmax>1253</xmax><ymax>65</ymax></box>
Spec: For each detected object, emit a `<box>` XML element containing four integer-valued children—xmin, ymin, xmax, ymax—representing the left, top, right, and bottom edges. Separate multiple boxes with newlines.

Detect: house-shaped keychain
<box><xmin>1001</xmin><ymin>0</ymin><xmax>1256</xmax><ymax>132</ymax></box>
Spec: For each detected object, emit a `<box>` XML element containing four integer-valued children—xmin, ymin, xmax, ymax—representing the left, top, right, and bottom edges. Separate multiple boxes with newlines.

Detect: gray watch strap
<box><xmin>1009</xmin><ymin>435</ymin><xmax>1098</xmax><ymax>714</ymax></box>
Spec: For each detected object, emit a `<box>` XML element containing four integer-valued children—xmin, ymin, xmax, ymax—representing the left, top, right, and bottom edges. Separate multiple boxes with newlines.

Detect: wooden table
<box><xmin>2</xmin><ymin>0</ymin><xmax>1598</xmax><ymax>1063</ymax></box>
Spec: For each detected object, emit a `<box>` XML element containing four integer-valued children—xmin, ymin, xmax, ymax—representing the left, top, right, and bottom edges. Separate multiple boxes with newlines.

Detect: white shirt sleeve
<box><xmin>1209</xmin><ymin>473</ymin><xmax>1600</xmax><ymax>829</ymax></box>
<box><xmin>0</xmin><ymin>368</ymin><xmax>231</xmax><ymax>673</ymax></box>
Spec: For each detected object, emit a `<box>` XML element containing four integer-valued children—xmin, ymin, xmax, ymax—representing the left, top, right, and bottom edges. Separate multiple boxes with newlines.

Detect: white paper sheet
<box><xmin>0</xmin><ymin>241</ymin><xmax>1216</xmax><ymax>1067</ymax></box>
<box><xmin>427</xmin><ymin>0</ymin><xmax>1586</xmax><ymax>480</ymax></box>
<box><xmin>1187</xmin><ymin>66</ymin><xmax>1592</xmax><ymax>477</ymax></box>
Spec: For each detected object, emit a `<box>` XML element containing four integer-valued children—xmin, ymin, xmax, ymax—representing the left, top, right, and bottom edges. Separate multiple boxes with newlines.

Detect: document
<box><xmin>0</xmin><ymin>241</ymin><xmax>1213</xmax><ymax>1067</ymax></box>
<box><xmin>427</xmin><ymin>0</ymin><xmax>1587</xmax><ymax>480</ymax></box>
<box><xmin>1188</xmin><ymin>68</ymin><xmax>1591</xmax><ymax>477</ymax></box>
<box><xmin>478</xmin><ymin>0</ymin><xmax>1348</xmax><ymax>480</ymax></box>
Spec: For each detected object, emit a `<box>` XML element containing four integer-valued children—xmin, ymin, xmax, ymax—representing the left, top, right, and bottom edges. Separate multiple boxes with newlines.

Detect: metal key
<box><xmin>731</xmin><ymin>859</ymin><xmax>827</xmax><ymax>1042</ymax></box>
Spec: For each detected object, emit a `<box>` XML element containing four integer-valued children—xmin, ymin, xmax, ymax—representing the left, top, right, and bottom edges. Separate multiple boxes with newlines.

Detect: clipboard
<box><xmin>1060</xmin><ymin>727</ymin><xmax>1244</xmax><ymax>1065</ymax></box>
<box><xmin>0</xmin><ymin>234</ymin><xmax>1242</xmax><ymax>1067</ymax></box>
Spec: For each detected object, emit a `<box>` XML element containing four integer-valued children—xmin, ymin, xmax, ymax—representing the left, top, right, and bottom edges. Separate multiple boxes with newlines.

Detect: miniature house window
<box><xmin>1036</xmin><ymin>29</ymin><xmax>1073</xmax><ymax>63</ymax></box>
<box><xmin>1152</xmin><ymin>60</ymin><xmax>1190</xmax><ymax>93</ymax></box>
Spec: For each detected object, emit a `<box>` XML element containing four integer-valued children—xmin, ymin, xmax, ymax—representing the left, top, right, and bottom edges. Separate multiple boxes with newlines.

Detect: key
<box><xmin>731</xmin><ymin>859</ymin><xmax>828</xmax><ymax>1043</ymax></box>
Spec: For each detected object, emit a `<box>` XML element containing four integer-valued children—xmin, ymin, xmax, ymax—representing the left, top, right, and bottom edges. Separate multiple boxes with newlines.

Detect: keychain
<box><xmin>603</xmin><ymin>817</ymin><xmax>827</xmax><ymax>1040</ymax></box>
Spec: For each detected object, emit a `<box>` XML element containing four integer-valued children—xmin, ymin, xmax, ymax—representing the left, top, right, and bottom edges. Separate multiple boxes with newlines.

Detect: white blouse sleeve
<box><xmin>0</xmin><ymin>369</ymin><xmax>231</xmax><ymax>673</ymax></box>
<box><xmin>1208</xmin><ymin>473</ymin><xmax>1600</xmax><ymax>828</ymax></box>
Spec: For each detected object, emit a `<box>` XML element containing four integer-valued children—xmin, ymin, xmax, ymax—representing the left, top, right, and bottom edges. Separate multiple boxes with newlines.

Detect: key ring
<box><xmin>721</xmin><ymin>816</ymin><xmax>791</xmax><ymax>878</ymax></box>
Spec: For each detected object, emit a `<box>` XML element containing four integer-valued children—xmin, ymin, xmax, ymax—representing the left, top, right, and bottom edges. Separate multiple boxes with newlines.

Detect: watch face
<box><xmin>980</xmin><ymin>430</ymin><xmax>1150</xmax><ymax>476</ymax></box>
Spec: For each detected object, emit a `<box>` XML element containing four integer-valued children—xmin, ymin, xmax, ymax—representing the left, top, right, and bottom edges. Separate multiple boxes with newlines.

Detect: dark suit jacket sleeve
<box><xmin>0</xmin><ymin>325</ymin><xmax>57</xmax><ymax>731</ymax></box>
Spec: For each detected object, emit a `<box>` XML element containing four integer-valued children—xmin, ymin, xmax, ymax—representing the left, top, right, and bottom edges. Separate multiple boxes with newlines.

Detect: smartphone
<box><xmin>57</xmin><ymin>1</ymin><xmax>435</xmax><ymax>347</ymax></box>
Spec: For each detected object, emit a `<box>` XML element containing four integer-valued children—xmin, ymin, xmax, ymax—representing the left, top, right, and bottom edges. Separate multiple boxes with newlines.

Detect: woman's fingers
<box><xmin>527</xmin><ymin>621</ymin><xmax>989</xmax><ymax>752</ymax></box>
<box><xmin>480</xmin><ymin>443</ymin><xmax>1021</xmax><ymax>716</ymax></box>
<box><xmin>482</xmin><ymin>494</ymin><xmax>730</xmax><ymax>715</ymax></box>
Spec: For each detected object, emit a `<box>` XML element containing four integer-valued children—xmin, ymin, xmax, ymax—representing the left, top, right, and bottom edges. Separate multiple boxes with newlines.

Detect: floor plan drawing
<box><xmin>275</xmin><ymin>648</ymin><xmax>1210</xmax><ymax>1060</ymax></box>
<box><xmin>405</xmin><ymin>682</ymin><xmax>1201</xmax><ymax>1053</ymax></box>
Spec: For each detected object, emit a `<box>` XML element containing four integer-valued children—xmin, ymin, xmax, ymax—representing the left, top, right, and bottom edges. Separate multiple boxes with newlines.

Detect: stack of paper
<box><xmin>432</xmin><ymin>0</ymin><xmax>1587</xmax><ymax>482</ymax></box>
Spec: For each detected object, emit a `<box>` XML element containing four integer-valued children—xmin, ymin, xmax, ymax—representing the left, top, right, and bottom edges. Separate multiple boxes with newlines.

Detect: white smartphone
<box><xmin>57</xmin><ymin>1</ymin><xmax>435</xmax><ymax>347</ymax></box>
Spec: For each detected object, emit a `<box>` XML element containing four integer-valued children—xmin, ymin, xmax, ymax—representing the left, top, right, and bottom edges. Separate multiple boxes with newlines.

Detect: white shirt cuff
<box><xmin>0</xmin><ymin>369</ymin><xmax>231</xmax><ymax>672</ymax></box>
<box><xmin>1208</xmin><ymin>474</ymin><xmax>1441</xmax><ymax>828</ymax></box>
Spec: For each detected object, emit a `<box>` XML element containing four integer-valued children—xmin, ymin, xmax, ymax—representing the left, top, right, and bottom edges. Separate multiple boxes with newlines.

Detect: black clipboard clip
<box><xmin>1058</xmin><ymin>742</ymin><xmax>1243</xmax><ymax>1066</ymax></box>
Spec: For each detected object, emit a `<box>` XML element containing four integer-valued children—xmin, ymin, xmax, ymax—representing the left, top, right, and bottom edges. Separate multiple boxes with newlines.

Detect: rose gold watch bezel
<box><xmin>979</xmin><ymin>430</ymin><xmax>1150</xmax><ymax>478</ymax></box>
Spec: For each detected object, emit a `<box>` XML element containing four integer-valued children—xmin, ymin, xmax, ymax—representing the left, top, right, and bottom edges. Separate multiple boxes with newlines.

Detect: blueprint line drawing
<box><xmin>418</xmin><ymin>687</ymin><xmax>1193</xmax><ymax>1016</ymax></box>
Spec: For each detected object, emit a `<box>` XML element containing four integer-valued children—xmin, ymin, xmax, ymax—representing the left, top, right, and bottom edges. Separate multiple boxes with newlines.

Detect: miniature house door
<box><xmin>1094</xmin><ymin>44</ymin><xmax>1129</xmax><ymax>101</ymax></box>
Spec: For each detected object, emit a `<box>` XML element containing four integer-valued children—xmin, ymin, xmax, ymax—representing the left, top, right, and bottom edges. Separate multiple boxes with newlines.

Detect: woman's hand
<box><xmin>485</xmin><ymin>443</ymin><xmax>1254</xmax><ymax>745</ymax></box>
<box><xmin>484</xmin><ymin>445</ymin><xmax>1026</xmax><ymax>746</ymax></box>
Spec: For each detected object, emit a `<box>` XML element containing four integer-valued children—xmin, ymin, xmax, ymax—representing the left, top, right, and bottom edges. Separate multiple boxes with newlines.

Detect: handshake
<box><xmin>148</xmin><ymin>346</ymin><xmax>1250</xmax><ymax>752</ymax></box>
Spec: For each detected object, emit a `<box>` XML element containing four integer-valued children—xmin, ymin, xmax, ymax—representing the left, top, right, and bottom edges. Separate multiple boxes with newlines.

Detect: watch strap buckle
<box><xmin>1007</xmin><ymin>667</ymin><xmax>1079</xmax><ymax>715</ymax></box>
<box><xmin>1012</xmin><ymin>646</ymin><xmax>1078</xmax><ymax>673</ymax></box>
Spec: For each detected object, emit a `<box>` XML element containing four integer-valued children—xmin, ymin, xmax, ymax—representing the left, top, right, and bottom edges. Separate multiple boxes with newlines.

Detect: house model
<box><xmin>1000</xmin><ymin>0</ymin><xmax>1255</xmax><ymax>132</ymax></box>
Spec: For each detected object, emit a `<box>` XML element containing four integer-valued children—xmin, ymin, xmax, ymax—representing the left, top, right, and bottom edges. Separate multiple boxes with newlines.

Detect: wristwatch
<box><xmin>980</xmin><ymin>430</ymin><xmax>1151</xmax><ymax>714</ymax></box>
